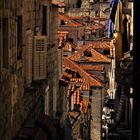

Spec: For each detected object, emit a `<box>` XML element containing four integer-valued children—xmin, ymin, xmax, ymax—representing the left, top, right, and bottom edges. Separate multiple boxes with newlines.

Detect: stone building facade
<box><xmin>67</xmin><ymin>0</ymin><xmax>110</xmax><ymax>19</ymax></box>
<box><xmin>0</xmin><ymin>0</ymin><xmax>64</xmax><ymax>139</ymax></box>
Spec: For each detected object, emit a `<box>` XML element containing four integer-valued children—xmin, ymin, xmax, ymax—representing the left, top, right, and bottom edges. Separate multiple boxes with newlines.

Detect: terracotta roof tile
<box><xmin>77</xmin><ymin>41</ymin><xmax>112</xmax><ymax>52</ymax></box>
<box><xmin>64</xmin><ymin>58</ymin><xmax>102</xmax><ymax>87</ymax></box>
<box><xmin>69</xmin><ymin>48</ymin><xmax>111</xmax><ymax>63</ymax></box>
<box><xmin>80</xmin><ymin>64</ymin><xmax>105</xmax><ymax>71</ymax></box>
<box><xmin>51</xmin><ymin>0</ymin><xmax>66</xmax><ymax>7</ymax></box>
<box><xmin>88</xmin><ymin>41</ymin><xmax>112</xmax><ymax>49</ymax></box>
<box><xmin>70</xmin><ymin>78</ymin><xmax>85</xmax><ymax>83</ymax></box>
<box><xmin>80</xmin><ymin>100</ymin><xmax>89</xmax><ymax>113</ymax></box>
<box><xmin>79</xmin><ymin>83</ymin><xmax>90</xmax><ymax>91</ymax></box>
<box><xmin>59</xmin><ymin>13</ymin><xmax>83</xmax><ymax>27</ymax></box>
<box><xmin>69</xmin><ymin>111</ymin><xmax>79</xmax><ymax>118</ymax></box>
<box><xmin>58</xmin><ymin>31</ymin><xmax>68</xmax><ymax>49</ymax></box>
<box><xmin>64</xmin><ymin>41</ymin><xmax>77</xmax><ymax>52</ymax></box>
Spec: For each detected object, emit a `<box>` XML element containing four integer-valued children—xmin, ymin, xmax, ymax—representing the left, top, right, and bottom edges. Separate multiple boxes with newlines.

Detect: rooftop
<box><xmin>58</xmin><ymin>13</ymin><xmax>83</xmax><ymax>27</ymax></box>
<box><xmin>64</xmin><ymin>41</ymin><xmax>77</xmax><ymax>52</ymax></box>
<box><xmin>64</xmin><ymin>58</ymin><xmax>102</xmax><ymax>87</ymax></box>
<box><xmin>79</xmin><ymin>64</ymin><xmax>105</xmax><ymax>71</ymax></box>
<box><xmin>51</xmin><ymin>0</ymin><xmax>66</xmax><ymax>7</ymax></box>
<box><xmin>69</xmin><ymin>48</ymin><xmax>111</xmax><ymax>63</ymax></box>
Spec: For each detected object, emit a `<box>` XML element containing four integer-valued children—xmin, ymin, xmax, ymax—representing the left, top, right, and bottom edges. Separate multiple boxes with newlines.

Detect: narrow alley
<box><xmin>0</xmin><ymin>0</ymin><xmax>134</xmax><ymax>140</ymax></box>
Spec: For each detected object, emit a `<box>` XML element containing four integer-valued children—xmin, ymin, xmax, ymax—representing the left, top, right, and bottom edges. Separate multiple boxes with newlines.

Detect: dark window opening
<box><xmin>68</xmin><ymin>38</ymin><xmax>73</xmax><ymax>44</ymax></box>
<box><xmin>64</xmin><ymin>54</ymin><xmax>68</xmax><ymax>57</ymax></box>
<box><xmin>76</xmin><ymin>0</ymin><xmax>82</xmax><ymax>8</ymax></box>
<box><xmin>82</xmin><ymin>35</ymin><xmax>85</xmax><ymax>39</ymax></box>
<box><xmin>17</xmin><ymin>16</ymin><xmax>22</xmax><ymax>59</ymax></box>
<box><xmin>84</xmin><ymin>49</ymin><xmax>92</xmax><ymax>57</ymax></box>
<box><xmin>2</xmin><ymin>18</ymin><xmax>8</xmax><ymax>68</ymax></box>
<box><xmin>104</xmin><ymin>49</ymin><xmax>110</xmax><ymax>55</ymax></box>
<box><xmin>42</xmin><ymin>6</ymin><xmax>47</xmax><ymax>35</ymax></box>
<box><xmin>60</xmin><ymin>20</ymin><xmax>65</xmax><ymax>25</ymax></box>
<box><xmin>95</xmin><ymin>10</ymin><xmax>99</xmax><ymax>17</ymax></box>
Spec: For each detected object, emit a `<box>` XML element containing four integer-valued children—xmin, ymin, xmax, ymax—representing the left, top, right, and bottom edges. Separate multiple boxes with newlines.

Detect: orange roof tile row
<box><xmin>69</xmin><ymin>111</ymin><xmax>79</xmax><ymax>118</ymax></box>
<box><xmin>79</xmin><ymin>83</ymin><xmax>90</xmax><ymax>91</ymax></box>
<box><xmin>58</xmin><ymin>31</ymin><xmax>68</xmax><ymax>38</ymax></box>
<box><xmin>89</xmin><ymin>41</ymin><xmax>112</xmax><ymax>49</ymax></box>
<box><xmin>58</xmin><ymin>36</ymin><xmax>64</xmax><ymax>48</ymax></box>
<box><xmin>63</xmin><ymin>41</ymin><xmax>77</xmax><ymax>52</ymax></box>
<box><xmin>70</xmin><ymin>78</ymin><xmax>85</xmax><ymax>83</ymax></box>
<box><xmin>58</xmin><ymin>13</ymin><xmax>83</xmax><ymax>27</ymax></box>
<box><xmin>77</xmin><ymin>41</ymin><xmax>112</xmax><ymax>53</ymax></box>
<box><xmin>51</xmin><ymin>0</ymin><xmax>66</xmax><ymax>7</ymax></box>
<box><xmin>63</xmin><ymin>71</ymin><xmax>72</xmax><ymax>78</ymax></box>
<box><xmin>80</xmin><ymin>100</ymin><xmax>89</xmax><ymax>113</ymax></box>
<box><xmin>77</xmin><ymin>90</ymin><xmax>80</xmax><ymax>104</ymax></box>
<box><xmin>64</xmin><ymin>58</ymin><xmax>102</xmax><ymax>87</ymax></box>
<box><xmin>69</xmin><ymin>48</ymin><xmax>111</xmax><ymax>63</ymax></box>
<box><xmin>58</xmin><ymin>31</ymin><xmax>68</xmax><ymax>48</ymax></box>
<box><xmin>80</xmin><ymin>64</ymin><xmax>105</xmax><ymax>71</ymax></box>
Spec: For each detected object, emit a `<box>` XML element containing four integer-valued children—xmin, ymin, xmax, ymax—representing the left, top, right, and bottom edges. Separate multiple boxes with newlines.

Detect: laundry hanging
<box><xmin>108</xmin><ymin>0</ymin><xmax>119</xmax><ymax>38</ymax></box>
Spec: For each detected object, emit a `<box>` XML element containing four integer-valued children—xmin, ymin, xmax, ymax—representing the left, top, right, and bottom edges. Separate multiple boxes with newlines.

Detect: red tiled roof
<box><xmin>63</xmin><ymin>71</ymin><xmax>72</xmax><ymax>78</ymax></box>
<box><xmin>69</xmin><ymin>48</ymin><xmax>111</xmax><ymax>63</ymax></box>
<box><xmin>79</xmin><ymin>83</ymin><xmax>90</xmax><ymax>91</ymax></box>
<box><xmin>80</xmin><ymin>100</ymin><xmax>89</xmax><ymax>113</ymax></box>
<box><xmin>64</xmin><ymin>58</ymin><xmax>102</xmax><ymax>87</ymax></box>
<box><xmin>69</xmin><ymin>111</ymin><xmax>79</xmax><ymax>118</ymax></box>
<box><xmin>58</xmin><ymin>31</ymin><xmax>68</xmax><ymax>38</ymax></box>
<box><xmin>88</xmin><ymin>41</ymin><xmax>112</xmax><ymax>49</ymax></box>
<box><xmin>80</xmin><ymin>64</ymin><xmax>105</xmax><ymax>71</ymax></box>
<box><xmin>51</xmin><ymin>0</ymin><xmax>66</xmax><ymax>7</ymax></box>
<box><xmin>58</xmin><ymin>13</ymin><xmax>83</xmax><ymax>27</ymax></box>
<box><xmin>69</xmin><ymin>78</ymin><xmax>90</xmax><ymax>91</ymax></box>
<box><xmin>77</xmin><ymin>41</ymin><xmax>112</xmax><ymax>52</ymax></box>
<box><xmin>70</xmin><ymin>78</ymin><xmax>85</xmax><ymax>83</ymax></box>
<box><xmin>64</xmin><ymin>41</ymin><xmax>77</xmax><ymax>52</ymax></box>
<box><xmin>58</xmin><ymin>31</ymin><xmax>68</xmax><ymax>48</ymax></box>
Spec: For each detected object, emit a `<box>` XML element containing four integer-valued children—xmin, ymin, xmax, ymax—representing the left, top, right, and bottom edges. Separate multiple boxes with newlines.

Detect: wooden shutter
<box><xmin>25</xmin><ymin>29</ymin><xmax>33</xmax><ymax>86</ymax></box>
<box><xmin>33</xmin><ymin>35</ymin><xmax>47</xmax><ymax>80</ymax></box>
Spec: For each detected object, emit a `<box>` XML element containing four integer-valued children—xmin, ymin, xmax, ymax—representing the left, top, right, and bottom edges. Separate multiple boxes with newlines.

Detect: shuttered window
<box><xmin>42</xmin><ymin>6</ymin><xmax>47</xmax><ymax>35</ymax></box>
<box><xmin>17</xmin><ymin>16</ymin><xmax>22</xmax><ymax>59</ymax></box>
<box><xmin>25</xmin><ymin>29</ymin><xmax>33</xmax><ymax>86</ymax></box>
<box><xmin>33</xmin><ymin>35</ymin><xmax>47</xmax><ymax>80</ymax></box>
<box><xmin>2</xmin><ymin>18</ymin><xmax>8</xmax><ymax>69</ymax></box>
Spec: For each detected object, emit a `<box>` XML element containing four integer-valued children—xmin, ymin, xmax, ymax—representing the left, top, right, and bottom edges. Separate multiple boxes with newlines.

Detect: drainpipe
<box><xmin>89</xmin><ymin>88</ymin><xmax>92</xmax><ymax>140</ymax></box>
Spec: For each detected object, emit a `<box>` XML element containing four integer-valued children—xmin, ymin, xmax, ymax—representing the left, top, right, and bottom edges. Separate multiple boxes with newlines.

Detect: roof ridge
<box><xmin>69</xmin><ymin>47</ymin><xmax>111</xmax><ymax>63</ymax></box>
<box><xmin>90</xmin><ymin>48</ymin><xmax>111</xmax><ymax>63</ymax></box>
<box><xmin>59</xmin><ymin>13</ymin><xmax>82</xmax><ymax>27</ymax></box>
<box><xmin>80</xmin><ymin>64</ymin><xmax>105</xmax><ymax>71</ymax></box>
<box><xmin>66</xmin><ymin>41</ymin><xmax>77</xmax><ymax>47</ymax></box>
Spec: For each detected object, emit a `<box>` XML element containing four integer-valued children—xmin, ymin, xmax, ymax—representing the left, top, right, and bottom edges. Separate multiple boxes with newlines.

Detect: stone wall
<box><xmin>0</xmin><ymin>73</ymin><xmax>41</xmax><ymax>140</ymax></box>
<box><xmin>90</xmin><ymin>88</ymin><xmax>104</xmax><ymax>140</ymax></box>
<box><xmin>72</xmin><ymin>117</ymin><xmax>81</xmax><ymax>140</ymax></box>
<box><xmin>0</xmin><ymin>0</ymin><xmax>61</xmax><ymax>139</ymax></box>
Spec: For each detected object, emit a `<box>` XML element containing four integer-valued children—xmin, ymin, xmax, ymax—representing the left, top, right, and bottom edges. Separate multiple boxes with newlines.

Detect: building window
<box><xmin>68</xmin><ymin>38</ymin><xmax>74</xmax><ymax>43</ymax></box>
<box><xmin>76</xmin><ymin>0</ymin><xmax>82</xmax><ymax>8</ymax></box>
<box><xmin>60</xmin><ymin>20</ymin><xmax>65</xmax><ymax>25</ymax></box>
<box><xmin>42</xmin><ymin>6</ymin><xmax>47</xmax><ymax>35</ymax></box>
<box><xmin>17</xmin><ymin>16</ymin><xmax>22</xmax><ymax>59</ymax></box>
<box><xmin>2</xmin><ymin>18</ymin><xmax>8</xmax><ymax>68</ymax></box>
<box><xmin>95</xmin><ymin>10</ymin><xmax>99</xmax><ymax>17</ymax></box>
<box><xmin>104</xmin><ymin>49</ymin><xmax>110</xmax><ymax>55</ymax></box>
